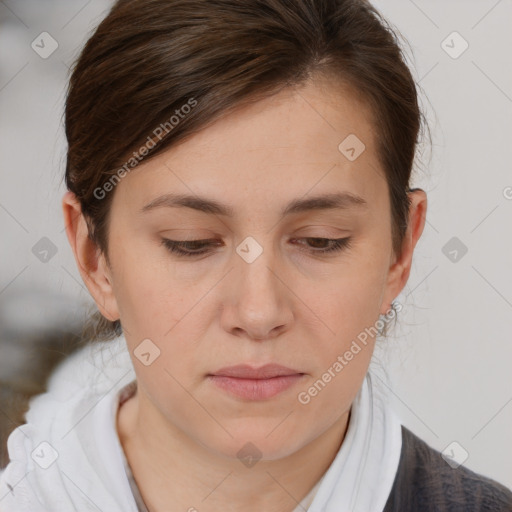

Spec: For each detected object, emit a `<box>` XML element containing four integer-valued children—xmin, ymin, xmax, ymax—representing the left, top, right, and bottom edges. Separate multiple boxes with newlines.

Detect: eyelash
<box><xmin>160</xmin><ymin>237</ymin><xmax>352</xmax><ymax>258</ymax></box>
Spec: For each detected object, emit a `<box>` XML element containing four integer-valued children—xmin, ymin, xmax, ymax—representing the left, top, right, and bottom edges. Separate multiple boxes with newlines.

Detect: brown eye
<box><xmin>291</xmin><ymin>237</ymin><xmax>352</xmax><ymax>254</ymax></box>
<box><xmin>161</xmin><ymin>238</ymin><xmax>220</xmax><ymax>257</ymax></box>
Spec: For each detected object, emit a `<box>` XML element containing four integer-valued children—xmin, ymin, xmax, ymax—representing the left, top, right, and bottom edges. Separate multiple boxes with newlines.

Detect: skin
<box><xmin>62</xmin><ymin>75</ymin><xmax>427</xmax><ymax>512</ymax></box>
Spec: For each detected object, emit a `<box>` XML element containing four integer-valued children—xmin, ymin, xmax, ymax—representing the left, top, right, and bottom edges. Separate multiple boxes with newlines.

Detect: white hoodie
<box><xmin>0</xmin><ymin>334</ymin><xmax>402</xmax><ymax>512</ymax></box>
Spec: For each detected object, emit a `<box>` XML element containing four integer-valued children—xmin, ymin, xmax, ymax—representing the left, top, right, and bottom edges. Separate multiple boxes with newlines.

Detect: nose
<box><xmin>221</xmin><ymin>243</ymin><xmax>293</xmax><ymax>341</ymax></box>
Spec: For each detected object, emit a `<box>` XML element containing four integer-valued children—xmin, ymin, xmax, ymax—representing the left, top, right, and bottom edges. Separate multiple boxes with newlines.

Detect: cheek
<box><xmin>296</xmin><ymin>284</ymin><xmax>380</xmax><ymax>424</ymax></box>
<box><xmin>304</xmin><ymin>256</ymin><xmax>388</xmax><ymax>395</ymax></box>
<box><xmin>311</xmin><ymin>266</ymin><xmax>386</xmax><ymax>340</ymax></box>
<box><xmin>110</xmin><ymin>250</ymin><xmax>215</xmax><ymax>381</ymax></box>
<box><xmin>109</xmin><ymin>238</ymin><xmax>194</xmax><ymax>333</ymax></box>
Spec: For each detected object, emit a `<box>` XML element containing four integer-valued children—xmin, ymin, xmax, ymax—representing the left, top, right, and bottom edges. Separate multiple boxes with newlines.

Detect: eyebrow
<box><xmin>140</xmin><ymin>191</ymin><xmax>368</xmax><ymax>217</ymax></box>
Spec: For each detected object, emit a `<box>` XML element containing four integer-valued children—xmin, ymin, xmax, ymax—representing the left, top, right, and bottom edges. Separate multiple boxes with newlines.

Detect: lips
<box><xmin>209</xmin><ymin>363</ymin><xmax>303</xmax><ymax>379</ymax></box>
<box><xmin>207</xmin><ymin>364</ymin><xmax>305</xmax><ymax>400</ymax></box>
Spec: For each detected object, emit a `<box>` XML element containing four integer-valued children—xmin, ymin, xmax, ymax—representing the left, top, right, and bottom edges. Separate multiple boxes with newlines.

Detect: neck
<box><xmin>117</xmin><ymin>385</ymin><xmax>351</xmax><ymax>512</ymax></box>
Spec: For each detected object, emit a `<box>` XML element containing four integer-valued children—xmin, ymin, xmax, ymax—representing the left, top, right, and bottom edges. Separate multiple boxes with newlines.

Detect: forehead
<box><xmin>166</xmin><ymin>77</ymin><xmax>377</xmax><ymax>163</ymax></box>
<box><xmin>113</xmin><ymin>77</ymin><xmax>387</xmax><ymax>214</ymax></box>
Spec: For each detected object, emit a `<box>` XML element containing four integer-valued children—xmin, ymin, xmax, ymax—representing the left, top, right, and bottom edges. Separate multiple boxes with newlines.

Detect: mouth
<box><xmin>207</xmin><ymin>364</ymin><xmax>305</xmax><ymax>400</ymax></box>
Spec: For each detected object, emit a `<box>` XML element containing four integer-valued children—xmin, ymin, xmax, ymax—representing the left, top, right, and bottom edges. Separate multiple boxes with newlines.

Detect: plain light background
<box><xmin>0</xmin><ymin>0</ymin><xmax>511</xmax><ymax>488</ymax></box>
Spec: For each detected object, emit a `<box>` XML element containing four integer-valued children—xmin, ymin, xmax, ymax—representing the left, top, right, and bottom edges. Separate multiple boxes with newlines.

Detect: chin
<box><xmin>202</xmin><ymin>422</ymin><xmax>311</xmax><ymax>463</ymax></box>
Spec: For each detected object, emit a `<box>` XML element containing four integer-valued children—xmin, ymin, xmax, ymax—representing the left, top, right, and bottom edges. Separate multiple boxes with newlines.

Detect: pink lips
<box><xmin>207</xmin><ymin>364</ymin><xmax>305</xmax><ymax>400</ymax></box>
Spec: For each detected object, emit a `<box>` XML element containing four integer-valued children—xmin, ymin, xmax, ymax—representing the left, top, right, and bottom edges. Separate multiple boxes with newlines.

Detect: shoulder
<box><xmin>384</xmin><ymin>425</ymin><xmax>512</xmax><ymax>512</ymax></box>
<box><xmin>0</xmin><ymin>337</ymin><xmax>137</xmax><ymax>512</ymax></box>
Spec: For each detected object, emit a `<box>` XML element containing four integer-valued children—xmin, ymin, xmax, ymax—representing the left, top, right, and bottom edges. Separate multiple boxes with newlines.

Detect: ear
<box><xmin>62</xmin><ymin>191</ymin><xmax>120</xmax><ymax>322</ymax></box>
<box><xmin>380</xmin><ymin>188</ymin><xmax>428</xmax><ymax>315</ymax></box>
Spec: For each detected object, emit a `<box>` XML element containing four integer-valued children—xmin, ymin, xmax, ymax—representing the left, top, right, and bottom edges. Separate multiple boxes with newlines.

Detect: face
<box><xmin>69</xmin><ymin>76</ymin><xmax>417</xmax><ymax>461</ymax></box>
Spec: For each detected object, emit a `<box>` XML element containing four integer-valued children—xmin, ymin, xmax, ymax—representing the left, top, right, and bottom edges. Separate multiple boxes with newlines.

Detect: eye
<box><xmin>160</xmin><ymin>238</ymin><xmax>220</xmax><ymax>257</ymax></box>
<box><xmin>160</xmin><ymin>237</ymin><xmax>352</xmax><ymax>257</ymax></box>
<box><xmin>291</xmin><ymin>237</ymin><xmax>352</xmax><ymax>254</ymax></box>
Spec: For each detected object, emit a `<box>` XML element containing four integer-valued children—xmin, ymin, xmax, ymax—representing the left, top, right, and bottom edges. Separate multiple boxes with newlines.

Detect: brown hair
<box><xmin>64</xmin><ymin>0</ymin><xmax>430</xmax><ymax>342</ymax></box>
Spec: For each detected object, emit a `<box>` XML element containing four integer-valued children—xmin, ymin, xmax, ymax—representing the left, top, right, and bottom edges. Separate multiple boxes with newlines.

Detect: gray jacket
<box><xmin>383</xmin><ymin>426</ymin><xmax>512</xmax><ymax>511</ymax></box>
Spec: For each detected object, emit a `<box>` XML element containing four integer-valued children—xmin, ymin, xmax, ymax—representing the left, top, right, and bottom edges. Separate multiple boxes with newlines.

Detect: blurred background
<box><xmin>0</xmin><ymin>0</ymin><xmax>511</xmax><ymax>487</ymax></box>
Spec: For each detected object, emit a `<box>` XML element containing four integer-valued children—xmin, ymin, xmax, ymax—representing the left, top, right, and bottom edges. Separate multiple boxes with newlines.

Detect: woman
<box><xmin>1</xmin><ymin>0</ymin><xmax>511</xmax><ymax>510</ymax></box>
